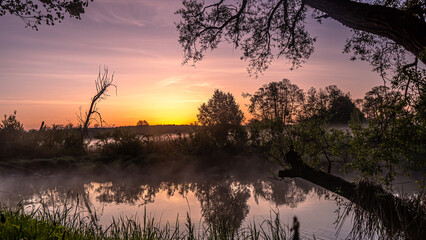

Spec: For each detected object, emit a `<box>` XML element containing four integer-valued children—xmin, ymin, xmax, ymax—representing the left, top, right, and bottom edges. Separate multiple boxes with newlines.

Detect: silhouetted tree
<box><xmin>244</xmin><ymin>79</ymin><xmax>304</xmax><ymax>129</ymax></box>
<box><xmin>0</xmin><ymin>111</ymin><xmax>24</xmax><ymax>158</ymax></box>
<box><xmin>1</xmin><ymin>0</ymin><xmax>92</xmax><ymax>30</ymax></box>
<box><xmin>349</xmin><ymin>86</ymin><xmax>425</xmax><ymax>183</ymax></box>
<box><xmin>136</xmin><ymin>120</ymin><xmax>149</xmax><ymax>126</ymax></box>
<box><xmin>0</xmin><ymin>111</ymin><xmax>24</xmax><ymax>132</ymax></box>
<box><xmin>78</xmin><ymin>67</ymin><xmax>116</xmax><ymax>139</ymax></box>
<box><xmin>361</xmin><ymin>85</ymin><xmax>401</xmax><ymax>120</ymax></box>
<box><xmin>176</xmin><ymin>0</ymin><xmax>425</xmax><ymax>88</ymax></box>
<box><xmin>302</xmin><ymin>85</ymin><xmax>364</xmax><ymax>123</ymax></box>
<box><xmin>197</xmin><ymin>89</ymin><xmax>245</xmax><ymax>147</ymax></box>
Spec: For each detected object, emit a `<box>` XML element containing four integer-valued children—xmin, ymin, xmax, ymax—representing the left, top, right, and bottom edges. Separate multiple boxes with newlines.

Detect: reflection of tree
<box><xmin>253</xmin><ymin>179</ymin><xmax>325</xmax><ymax>208</ymax></box>
<box><xmin>93</xmin><ymin>182</ymin><xmax>192</xmax><ymax>205</ymax></box>
<box><xmin>94</xmin><ymin>183</ymin><xmax>159</xmax><ymax>205</ymax></box>
<box><xmin>1</xmin><ymin>172</ymin><xmax>325</xmax><ymax>232</ymax></box>
<box><xmin>194</xmin><ymin>181</ymin><xmax>250</xmax><ymax>232</ymax></box>
<box><xmin>160</xmin><ymin>182</ymin><xmax>190</xmax><ymax>198</ymax></box>
<box><xmin>1</xmin><ymin>174</ymin><xmax>321</xmax><ymax>210</ymax></box>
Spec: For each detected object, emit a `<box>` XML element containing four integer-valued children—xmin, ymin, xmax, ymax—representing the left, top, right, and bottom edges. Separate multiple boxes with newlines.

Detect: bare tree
<box><xmin>78</xmin><ymin>67</ymin><xmax>117</xmax><ymax>139</ymax></box>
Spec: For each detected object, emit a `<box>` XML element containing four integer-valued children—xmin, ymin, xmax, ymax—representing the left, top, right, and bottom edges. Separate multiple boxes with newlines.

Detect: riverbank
<box><xmin>0</xmin><ymin>202</ymin><xmax>294</xmax><ymax>240</ymax></box>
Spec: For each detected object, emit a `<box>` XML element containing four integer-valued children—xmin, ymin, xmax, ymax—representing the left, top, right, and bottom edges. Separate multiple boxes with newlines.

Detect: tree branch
<box><xmin>303</xmin><ymin>0</ymin><xmax>426</xmax><ymax>63</ymax></box>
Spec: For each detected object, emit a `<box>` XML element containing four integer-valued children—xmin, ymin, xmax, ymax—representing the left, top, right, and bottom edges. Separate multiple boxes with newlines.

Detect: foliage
<box><xmin>244</xmin><ymin>79</ymin><xmax>304</xmax><ymax>128</ymax></box>
<box><xmin>0</xmin><ymin>111</ymin><xmax>24</xmax><ymax>132</ymax></box>
<box><xmin>176</xmin><ymin>0</ymin><xmax>315</xmax><ymax>75</ymax></box>
<box><xmin>176</xmin><ymin>0</ymin><xmax>425</xmax><ymax>76</ymax></box>
<box><xmin>344</xmin><ymin>29</ymin><xmax>425</xmax><ymax>93</ymax></box>
<box><xmin>0</xmin><ymin>0</ymin><xmax>92</xmax><ymax>30</ymax></box>
<box><xmin>245</xmin><ymin>80</ymin><xmax>363</xmax><ymax>137</ymax></box>
<box><xmin>244</xmin><ymin>79</ymin><xmax>424</xmax><ymax>186</ymax></box>
<box><xmin>301</xmin><ymin>85</ymin><xmax>364</xmax><ymax>123</ymax></box>
<box><xmin>187</xmin><ymin>125</ymin><xmax>220</xmax><ymax>153</ymax></box>
<box><xmin>0</xmin><ymin>111</ymin><xmax>25</xmax><ymax>159</ymax></box>
<box><xmin>95</xmin><ymin>129</ymin><xmax>146</xmax><ymax>157</ymax></box>
<box><xmin>37</xmin><ymin>124</ymin><xmax>85</xmax><ymax>157</ymax></box>
<box><xmin>175</xmin><ymin>0</ymin><xmax>425</xmax><ymax>192</ymax></box>
<box><xmin>348</xmin><ymin>86</ymin><xmax>426</xmax><ymax>186</ymax></box>
<box><xmin>197</xmin><ymin>89</ymin><xmax>246</xmax><ymax>148</ymax></box>
<box><xmin>243</xmin><ymin>80</ymin><xmax>359</xmax><ymax>173</ymax></box>
<box><xmin>136</xmin><ymin>120</ymin><xmax>149</xmax><ymax>126</ymax></box>
<box><xmin>0</xmin><ymin>113</ymin><xmax>85</xmax><ymax>160</ymax></box>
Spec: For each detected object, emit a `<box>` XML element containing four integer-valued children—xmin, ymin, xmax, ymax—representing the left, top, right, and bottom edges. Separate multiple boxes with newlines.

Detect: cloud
<box><xmin>85</xmin><ymin>0</ymin><xmax>182</xmax><ymax>28</ymax></box>
<box><xmin>0</xmin><ymin>99</ymin><xmax>86</xmax><ymax>105</ymax></box>
<box><xmin>156</xmin><ymin>75</ymin><xmax>188</xmax><ymax>88</ymax></box>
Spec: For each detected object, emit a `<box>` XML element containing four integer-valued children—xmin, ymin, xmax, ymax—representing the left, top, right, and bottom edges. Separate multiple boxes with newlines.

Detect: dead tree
<box><xmin>78</xmin><ymin>67</ymin><xmax>116</xmax><ymax>139</ymax></box>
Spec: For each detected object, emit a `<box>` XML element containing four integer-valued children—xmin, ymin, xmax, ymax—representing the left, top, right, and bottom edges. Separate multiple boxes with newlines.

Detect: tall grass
<box><xmin>0</xmin><ymin>202</ymin><xmax>293</xmax><ymax>240</ymax></box>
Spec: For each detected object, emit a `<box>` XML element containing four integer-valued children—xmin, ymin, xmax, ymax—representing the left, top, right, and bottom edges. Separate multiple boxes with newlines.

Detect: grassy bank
<box><xmin>0</xmin><ymin>203</ymin><xmax>293</xmax><ymax>240</ymax></box>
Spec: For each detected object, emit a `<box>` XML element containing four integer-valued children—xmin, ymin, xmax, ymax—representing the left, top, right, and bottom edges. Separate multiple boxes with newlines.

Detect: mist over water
<box><xmin>0</xmin><ymin>162</ymin><xmax>359</xmax><ymax>240</ymax></box>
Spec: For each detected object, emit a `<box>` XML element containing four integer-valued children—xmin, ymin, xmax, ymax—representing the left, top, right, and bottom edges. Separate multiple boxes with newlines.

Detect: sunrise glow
<box><xmin>0</xmin><ymin>0</ymin><xmax>383</xmax><ymax>129</ymax></box>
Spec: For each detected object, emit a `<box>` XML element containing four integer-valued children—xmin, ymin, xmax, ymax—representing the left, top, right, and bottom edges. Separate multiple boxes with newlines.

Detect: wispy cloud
<box><xmin>186</xmin><ymin>82</ymin><xmax>212</xmax><ymax>88</ymax></box>
<box><xmin>170</xmin><ymin>99</ymin><xmax>204</xmax><ymax>103</ymax></box>
<box><xmin>156</xmin><ymin>75</ymin><xmax>187</xmax><ymax>88</ymax></box>
<box><xmin>0</xmin><ymin>99</ymin><xmax>86</xmax><ymax>105</ymax></box>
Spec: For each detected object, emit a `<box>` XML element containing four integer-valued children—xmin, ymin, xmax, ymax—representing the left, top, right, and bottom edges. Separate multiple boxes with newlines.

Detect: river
<box><xmin>0</xmin><ymin>162</ymin><xmax>419</xmax><ymax>239</ymax></box>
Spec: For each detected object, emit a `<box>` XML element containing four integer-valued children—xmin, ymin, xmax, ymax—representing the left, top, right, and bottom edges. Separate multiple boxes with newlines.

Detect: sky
<box><xmin>0</xmin><ymin>0</ymin><xmax>384</xmax><ymax>129</ymax></box>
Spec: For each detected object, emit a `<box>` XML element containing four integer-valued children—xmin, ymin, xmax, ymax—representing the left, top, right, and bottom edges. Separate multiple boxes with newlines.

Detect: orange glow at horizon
<box><xmin>0</xmin><ymin>0</ymin><xmax>384</xmax><ymax>130</ymax></box>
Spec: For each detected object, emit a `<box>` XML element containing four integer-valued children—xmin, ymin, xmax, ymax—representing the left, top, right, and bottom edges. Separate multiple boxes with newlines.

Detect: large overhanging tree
<box><xmin>0</xmin><ymin>0</ymin><xmax>92</xmax><ymax>30</ymax></box>
<box><xmin>176</xmin><ymin>1</ymin><xmax>425</xmax><ymax>238</ymax></box>
<box><xmin>176</xmin><ymin>0</ymin><xmax>425</xmax><ymax>92</ymax></box>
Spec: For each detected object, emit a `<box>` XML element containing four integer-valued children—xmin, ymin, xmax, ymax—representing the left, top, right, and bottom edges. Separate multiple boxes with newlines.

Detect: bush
<box><xmin>96</xmin><ymin>129</ymin><xmax>145</xmax><ymax>157</ymax></box>
<box><xmin>0</xmin><ymin>113</ymin><xmax>85</xmax><ymax>160</ymax></box>
<box><xmin>37</xmin><ymin>124</ymin><xmax>84</xmax><ymax>157</ymax></box>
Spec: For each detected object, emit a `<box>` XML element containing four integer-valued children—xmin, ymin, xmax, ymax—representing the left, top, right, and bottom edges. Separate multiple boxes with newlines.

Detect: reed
<box><xmin>0</xmin><ymin>202</ymin><xmax>292</xmax><ymax>240</ymax></box>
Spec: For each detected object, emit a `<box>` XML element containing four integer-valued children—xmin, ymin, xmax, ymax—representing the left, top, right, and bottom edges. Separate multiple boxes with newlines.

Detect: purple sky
<box><xmin>0</xmin><ymin>0</ymin><xmax>383</xmax><ymax>129</ymax></box>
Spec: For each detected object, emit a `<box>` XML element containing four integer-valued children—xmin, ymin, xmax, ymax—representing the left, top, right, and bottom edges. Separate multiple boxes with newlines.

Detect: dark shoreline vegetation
<box><xmin>1</xmin><ymin>80</ymin><xmax>425</xmax><ymax>239</ymax></box>
<box><xmin>0</xmin><ymin>202</ymin><xmax>294</xmax><ymax>240</ymax></box>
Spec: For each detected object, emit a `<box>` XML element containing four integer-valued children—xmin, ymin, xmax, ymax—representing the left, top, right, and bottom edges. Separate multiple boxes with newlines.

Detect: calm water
<box><xmin>0</xmin><ymin>165</ymin><xmax>419</xmax><ymax>239</ymax></box>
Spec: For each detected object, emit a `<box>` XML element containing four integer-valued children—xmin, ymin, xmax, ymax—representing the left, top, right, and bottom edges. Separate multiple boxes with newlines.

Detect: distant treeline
<box><xmin>87</xmin><ymin>125</ymin><xmax>195</xmax><ymax>138</ymax></box>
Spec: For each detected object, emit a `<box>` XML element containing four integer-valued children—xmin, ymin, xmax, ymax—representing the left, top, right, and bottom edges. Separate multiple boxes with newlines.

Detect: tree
<box><xmin>303</xmin><ymin>85</ymin><xmax>363</xmax><ymax>123</ymax></box>
<box><xmin>1</xmin><ymin>0</ymin><xmax>92</xmax><ymax>30</ymax></box>
<box><xmin>197</xmin><ymin>89</ymin><xmax>245</xmax><ymax>147</ymax></box>
<box><xmin>176</xmin><ymin>0</ymin><xmax>425</xmax><ymax>86</ymax></box>
<box><xmin>177</xmin><ymin>1</ymin><xmax>426</xmax><ymax>237</ymax></box>
<box><xmin>0</xmin><ymin>110</ymin><xmax>24</xmax><ymax>132</ymax></box>
<box><xmin>136</xmin><ymin>120</ymin><xmax>149</xmax><ymax>126</ymax></box>
<box><xmin>349</xmin><ymin>86</ymin><xmax>425</xmax><ymax>182</ymax></box>
<box><xmin>0</xmin><ymin>111</ymin><xmax>25</xmax><ymax>159</ymax></box>
<box><xmin>244</xmin><ymin>79</ymin><xmax>304</xmax><ymax>132</ymax></box>
<box><xmin>78</xmin><ymin>67</ymin><xmax>116</xmax><ymax>139</ymax></box>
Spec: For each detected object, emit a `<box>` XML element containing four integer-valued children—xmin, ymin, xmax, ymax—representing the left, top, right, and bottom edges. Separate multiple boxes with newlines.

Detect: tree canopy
<box><xmin>176</xmin><ymin>0</ymin><xmax>425</xmax><ymax>90</ymax></box>
<box><xmin>136</xmin><ymin>120</ymin><xmax>149</xmax><ymax>126</ymax></box>
<box><xmin>244</xmin><ymin>79</ymin><xmax>304</xmax><ymax>125</ymax></box>
<box><xmin>197</xmin><ymin>89</ymin><xmax>245</xmax><ymax>147</ymax></box>
<box><xmin>198</xmin><ymin>89</ymin><xmax>244</xmax><ymax>127</ymax></box>
<box><xmin>244</xmin><ymin>79</ymin><xmax>362</xmax><ymax>125</ymax></box>
<box><xmin>1</xmin><ymin>0</ymin><xmax>92</xmax><ymax>30</ymax></box>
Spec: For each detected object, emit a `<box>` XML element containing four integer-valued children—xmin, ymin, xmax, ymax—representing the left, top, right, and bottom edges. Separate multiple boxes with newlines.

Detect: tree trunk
<box><xmin>279</xmin><ymin>150</ymin><xmax>425</xmax><ymax>239</ymax></box>
<box><xmin>303</xmin><ymin>0</ymin><xmax>426</xmax><ymax>63</ymax></box>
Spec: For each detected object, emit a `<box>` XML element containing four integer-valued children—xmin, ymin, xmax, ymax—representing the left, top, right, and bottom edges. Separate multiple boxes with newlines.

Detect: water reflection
<box><xmin>252</xmin><ymin>179</ymin><xmax>326</xmax><ymax>208</ymax></box>
<box><xmin>95</xmin><ymin>183</ymin><xmax>159</xmax><ymax>205</ymax></box>
<box><xmin>196</xmin><ymin>181</ymin><xmax>250</xmax><ymax>231</ymax></box>
<box><xmin>0</xmin><ymin>170</ymin><xmax>351</xmax><ymax>238</ymax></box>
